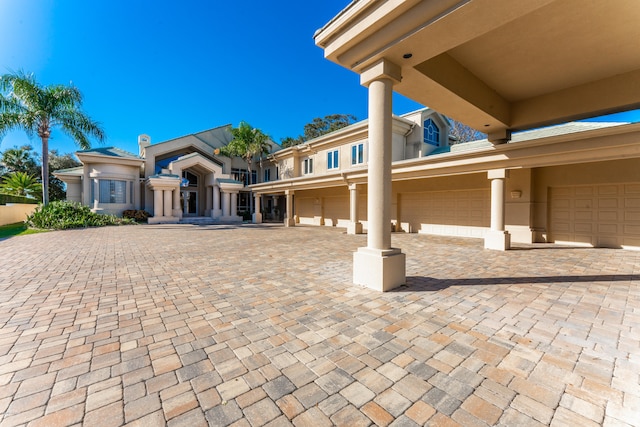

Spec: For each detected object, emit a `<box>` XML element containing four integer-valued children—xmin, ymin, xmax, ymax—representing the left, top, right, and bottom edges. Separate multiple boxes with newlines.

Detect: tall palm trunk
<box><xmin>41</xmin><ymin>136</ymin><xmax>49</xmax><ymax>205</ymax></box>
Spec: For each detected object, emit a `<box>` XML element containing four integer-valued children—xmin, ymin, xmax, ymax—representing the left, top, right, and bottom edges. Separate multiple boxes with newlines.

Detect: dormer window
<box><xmin>424</xmin><ymin>118</ymin><xmax>440</xmax><ymax>146</ymax></box>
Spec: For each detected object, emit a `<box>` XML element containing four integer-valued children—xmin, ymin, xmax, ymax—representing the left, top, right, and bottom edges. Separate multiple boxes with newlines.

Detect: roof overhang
<box><xmin>315</xmin><ymin>0</ymin><xmax>640</xmax><ymax>136</ymax></box>
<box><xmin>251</xmin><ymin>122</ymin><xmax>640</xmax><ymax>192</ymax></box>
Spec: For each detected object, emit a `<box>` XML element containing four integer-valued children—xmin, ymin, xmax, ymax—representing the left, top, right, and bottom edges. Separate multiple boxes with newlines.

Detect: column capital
<box><xmin>487</xmin><ymin>168</ymin><xmax>510</xmax><ymax>180</ymax></box>
<box><xmin>348</xmin><ymin>183</ymin><xmax>359</xmax><ymax>191</ymax></box>
<box><xmin>360</xmin><ymin>59</ymin><xmax>401</xmax><ymax>87</ymax></box>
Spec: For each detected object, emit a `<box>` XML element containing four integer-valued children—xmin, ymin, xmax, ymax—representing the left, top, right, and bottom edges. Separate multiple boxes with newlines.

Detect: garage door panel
<box><xmin>550</xmin><ymin>183</ymin><xmax>639</xmax><ymax>249</ymax></box>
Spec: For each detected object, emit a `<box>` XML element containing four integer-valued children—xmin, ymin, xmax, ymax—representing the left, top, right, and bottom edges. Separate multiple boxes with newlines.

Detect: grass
<box><xmin>0</xmin><ymin>222</ymin><xmax>46</xmax><ymax>239</ymax></box>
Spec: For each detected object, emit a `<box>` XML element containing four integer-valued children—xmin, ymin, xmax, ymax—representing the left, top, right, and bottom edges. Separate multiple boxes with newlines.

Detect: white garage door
<box><xmin>550</xmin><ymin>183</ymin><xmax>640</xmax><ymax>249</ymax></box>
<box><xmin>400</xmin><ymin>189</ymin><xmax>490</xmax><ymax>237</ymax></box>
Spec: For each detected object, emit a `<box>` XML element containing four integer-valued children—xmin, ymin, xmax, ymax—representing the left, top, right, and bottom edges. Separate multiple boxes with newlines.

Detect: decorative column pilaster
<box><xmin>347</xmin><ymin>183</ymin><xmax>363</xmax><ymax>234</ymax></box>
<box><xmin>353</xmin><ymin>59</ymin><xmax>406</xmax><ymax>291</ymax></box>
<box><xmin>285</xmin><ymin>190</ymin><xmax>295</xmax><ymax>227</ymax></box>
<box><xmin>484</xmin><ymin>169</ymin><xmax>511</xmax><ymax>250</ymax></box>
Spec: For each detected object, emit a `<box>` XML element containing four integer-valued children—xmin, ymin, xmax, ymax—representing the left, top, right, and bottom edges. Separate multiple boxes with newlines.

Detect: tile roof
<box><xmin>77</xmin><ymin>147</ymin><xmax>141</xmax><ymax>159</ymax></box>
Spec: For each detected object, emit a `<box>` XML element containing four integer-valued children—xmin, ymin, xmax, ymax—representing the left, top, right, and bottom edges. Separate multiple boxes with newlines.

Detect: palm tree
<box><xmin>219</xmin><ymin>122</ymin><xmax>271</xmax><ymax>215</ymax></box>
<box><xmin>0</xmin><ymin>171</ymin><xmax>42</xmax><ymax>200</ymax></box>
<box><xmin>0</xmin><ymin>145</ymin><xmax>38</xmax><ymax>176</ymax></box>
<box><xmin>0</xmin><ymin>71</ymin><xmax>105</xmax><ymax>205</ymax></box>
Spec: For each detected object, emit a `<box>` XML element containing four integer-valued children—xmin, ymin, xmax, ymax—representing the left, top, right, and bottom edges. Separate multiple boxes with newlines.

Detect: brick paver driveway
<box><xmin>1</xmin><ymin>224</ymin><xmax>639</xmax><ymax>426</ymax></box>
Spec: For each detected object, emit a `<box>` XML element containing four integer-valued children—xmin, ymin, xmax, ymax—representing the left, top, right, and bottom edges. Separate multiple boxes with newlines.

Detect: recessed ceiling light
<box><xmin>403</xmin><ymin>53</ymin><xmax>412</xmax><ymax>59</ymax></box>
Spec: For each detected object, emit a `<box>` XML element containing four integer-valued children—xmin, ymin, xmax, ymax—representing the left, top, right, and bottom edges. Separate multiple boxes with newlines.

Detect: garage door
<box><xmin>400</xmin><ymin>189</ymin><xmax>489</xmax><ymax>237</ymax></box>
<box><xmin>550</xmin><ymin>183</ymin><xmax>640</xmax><ymax>249</ymax></box>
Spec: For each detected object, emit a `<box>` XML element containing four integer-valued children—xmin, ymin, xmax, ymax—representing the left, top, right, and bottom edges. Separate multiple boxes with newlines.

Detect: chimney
<box><xmin>138</xmin><ymin>134</ymin><xmax>151</xmax><ymax>157</ymax></box>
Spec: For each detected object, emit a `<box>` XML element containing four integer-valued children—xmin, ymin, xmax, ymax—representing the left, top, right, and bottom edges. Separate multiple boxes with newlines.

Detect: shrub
<box><xmin>0</xmin><ymin>193</ymin><xmax>38</xmax><ymax>205</ymax></box>
<box><xmin>26</xmin><ymin>200</ymin><xmax>135</xmax><ymax>230</ymax></box>
<box><xmin>123</xmin><ymin>209</ymin><xmax>150</xmax><ymax>222</ymax></box>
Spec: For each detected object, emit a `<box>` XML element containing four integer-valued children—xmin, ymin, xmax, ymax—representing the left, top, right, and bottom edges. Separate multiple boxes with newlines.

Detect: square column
<box><xmin>347</xmin><ymin>183</ymin><xmax>363</xmax><ymax>234</ymax></box>
<box><xmin>253</xmin><ymin>194</ymin><xmax>262</xmax><ymax>223</ymax></box>
<box><xmin>285</xmin><ymin>190</ymin><xmax>295</xmax><ymax>227</ymax></box>
<box><xmin>484</xmin><ymin>169</ymin><xmax>511</xmax><ymax>250</ymax></box>
<box><xmin>353</xmin><ymin>59</ymin><xmax>405</xmax><ymax>291</ymax></box>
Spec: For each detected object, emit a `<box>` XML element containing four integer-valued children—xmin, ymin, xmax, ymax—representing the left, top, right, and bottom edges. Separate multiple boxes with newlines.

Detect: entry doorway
<box><xmin>181</xmin><ymin>191</ymin><xmax>198</xmax><ymax>216</ymax></box>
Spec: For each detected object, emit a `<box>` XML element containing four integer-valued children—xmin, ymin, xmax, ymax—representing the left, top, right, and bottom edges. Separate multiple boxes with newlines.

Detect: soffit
<box><xmin>316</xmin><ymin>0</ymin><xmax>640</xmax><ymax>134</ymax></box>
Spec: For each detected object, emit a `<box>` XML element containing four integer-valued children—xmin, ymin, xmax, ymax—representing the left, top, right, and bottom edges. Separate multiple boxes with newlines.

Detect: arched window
<box><xmin>423</xmin><ymin>118</ymin><xmax>440</xmax><ymax>146</ymax></box>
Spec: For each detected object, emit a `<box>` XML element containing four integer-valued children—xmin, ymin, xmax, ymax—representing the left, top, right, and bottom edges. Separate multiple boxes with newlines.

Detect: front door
<box><xmin>182</xmin><ymin>191</ymin><xmax>198</xmax><ymax>216</ymax></box>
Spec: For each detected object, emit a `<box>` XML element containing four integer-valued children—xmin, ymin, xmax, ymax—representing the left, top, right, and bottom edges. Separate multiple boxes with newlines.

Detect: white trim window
<box><xmin>327</xmin><ymin>149</ymin><xmax>339</xmax><ymax>170</ymax></box>
<box><xmin>351</xmin><ymin>143</ymin><xmax>364</xmax><ymax>165</ymax></box>
<box><xmin>303</xmin><ymin>158</ymin><xmax>314</xmax><ymax>175</ymax></box>
<box><xmin>99</xmin><ymin>179</ymin><xmax>127</xmax><ymax>204</ymax></box>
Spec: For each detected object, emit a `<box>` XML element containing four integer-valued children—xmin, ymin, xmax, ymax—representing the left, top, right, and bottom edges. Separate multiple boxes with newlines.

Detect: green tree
<box><xmin>0</xmin><ymin>145</ymin><xmax>39</xmax><ymax>176</ymax></box>
<box><xmin>0</xmin><ymin>71</ymin><xmax>105</xmax><ymax>205</ymax></box>
<box><xmin>281</xmin><ymin>114</ymin><xmax>357</xmax><ymax>147</ymax></box>
<box><xmin>219</xmin><ymin>122</ymin><xmax>271</xmax><ymax>214</ymax></box>
<box><xmin>0</xmin><ymin>171</ymin><xmax>42</xmax><ymax>199</ymax></box>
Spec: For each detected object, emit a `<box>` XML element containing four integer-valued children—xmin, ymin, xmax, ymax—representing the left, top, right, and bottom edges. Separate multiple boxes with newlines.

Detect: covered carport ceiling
<box><xmin>315</xmin><ymin>0</ymin><xmax>640</xmax><ymax>137</ymax></box>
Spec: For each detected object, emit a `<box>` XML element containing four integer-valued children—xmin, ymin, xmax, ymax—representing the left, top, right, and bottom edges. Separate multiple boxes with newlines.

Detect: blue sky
<box><xmin>1</xmin><ymin>1</ymin><xmax>639</xmax><ymax>157</ymax></box>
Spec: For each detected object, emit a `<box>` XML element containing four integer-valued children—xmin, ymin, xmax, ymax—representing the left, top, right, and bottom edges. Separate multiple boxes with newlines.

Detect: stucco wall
<box><xmin>0</xmin><ymin>204</ymin><xmax>37</xmax><ymax>226</ymax></box>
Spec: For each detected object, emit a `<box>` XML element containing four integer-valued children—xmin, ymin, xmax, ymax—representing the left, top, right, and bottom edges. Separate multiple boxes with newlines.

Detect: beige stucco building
<box><xmin>56</xmin><ymin>0</ymin><xmax>640</xmax><ymax>291</ymax></box>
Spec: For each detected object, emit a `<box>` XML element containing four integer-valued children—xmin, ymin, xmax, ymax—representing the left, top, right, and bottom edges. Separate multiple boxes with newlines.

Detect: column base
<box><xmin>148</xmin><ymin>216</ymin><xmax>179</xmax><ymax>224</ymax></box>
<box><xmin>252</xmin><ymin>213</ymin><xmax>262</xmax><ymax>224</ymax></box>
<box><xmin>353</xmin><ymin>247</ymin><xmax>406</xmax><ymax>292</ymax></box>
<box><xmin>484</xmin><ymin>230</ymin><xmax>511</xmax><ymax>251</ymax></box>
<box><xmin>284</xmin><ymin>218</ymin><xmax>295</xmax><ymax>227</ymax></box>
<box><xmin>172</xmin><ymin>209</ymin><xmax>183</xmax><ymax>218</ymax></box>
<box><xmin>313</xmin><ymin>216</ymin><xmax>324</xmax><ymax>226</ymax></box>
<box><xmin>347</xmin><ymin>222</ymin><xmax>363</xmax><ymax>235</ymax></box>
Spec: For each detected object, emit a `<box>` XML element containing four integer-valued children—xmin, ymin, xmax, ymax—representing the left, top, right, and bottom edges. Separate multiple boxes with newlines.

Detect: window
<box><xmin>99</xmin><ymin>180</ymin><xmax>127</xmax><ymax>204</ymax></box>
<box><xmin>424</xmin><ymin>118</ymin><xmax>440</xmax><ymax>146</ymax></box>
<box><xmin>327</xmin><ymin>150</ymin><xmax>339</xmax><ymax>170</ymax></box>
<box><xmin>231</xmin><ymin>168</ymin><xmax>257</xmax><ymax>185</ymax></box>
<box><xmin>275</xmin><ymin>167</ymin><xmax>279</xmax><ymax>180</ymax></box>
<box><xmin>303</xmin><ymin>158</ymin><xmax>313</xmax><ymax>174</ymax></box>
<box><xmin>351</xmin><ymin>143</ymin><xmax>364</xmax><ymax>165</ymax></box>
<box><xmin>264</xmin><ymin>168</ymin><xmax>271</xmax><ymax>182</ymax></box>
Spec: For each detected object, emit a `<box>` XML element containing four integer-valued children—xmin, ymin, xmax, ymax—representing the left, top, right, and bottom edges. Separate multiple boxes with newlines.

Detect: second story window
<box><xmin>264</xmin><ymin>168</ymin><xmax>271</xmax><ymax>182</ymax></box>
<box><xmin>327</xmin><ymin>150</ymin><xmax>339</xmax><ymax>170</ymax></box>
<box><xmin>424</xmin><ymin>118</ymin><xmax>440</xmax><ymax>146</ymax></box>
<box><xmin>351</xmin><ymin>143</ymin><xmax>364</xmax><ymax>165</ymax></box>
<box><xmin>303</xmin><ymin>158</ymin><xmax>313</xmax><ymax>175</ymax></box>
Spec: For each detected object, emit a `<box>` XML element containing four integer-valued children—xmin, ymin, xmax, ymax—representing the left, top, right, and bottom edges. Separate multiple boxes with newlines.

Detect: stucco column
<box><xmin>173</xmin><ymin>187</ymin><xmax>181</xmax><ymax>218</ymax></box>
<box><xmin>253</xmin><ymin>194</ymin><xmax>262</xmax><ymax>224</ymax></box>
<box><xmin>212</xmin><ymin>186</ymin><xmax>221</xmax><ymax>218</ymax></box>
<box><xmin>353</xmin><ymin>59</ymin><xmax>405</xmax><ymax>291</ymax></box>
<box><xmin>153</xmin><ymin>189</ymin><xmax>163</xmax><ymax>217</ymax></box>
<box><xmin>230</xmin><ymin>192</ymin><xmax>238</xmax><ymax>217</ymax></box>
<box><xmin>222</xmin><ymin>191</ymin><xmax>231</xmax><ymax>217</ymax></box>
<box><xmin>485</xmin><ymin>169</ymin><xmax>511</xmax><ymax>250</ymax></box>
<box><xmin>163</xmin><ymin>190</ymin><xmax>173</xmax><ymax>218</ymax></box>
<box><xmin>347</xmin><ymin>183</ymin><xmax>363</xmax><ymax>234</ymax></box>
<box><xmin>285</xmin><ymin>190</ymin><xmax>295</xmax><ymax>227</ymax></box>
